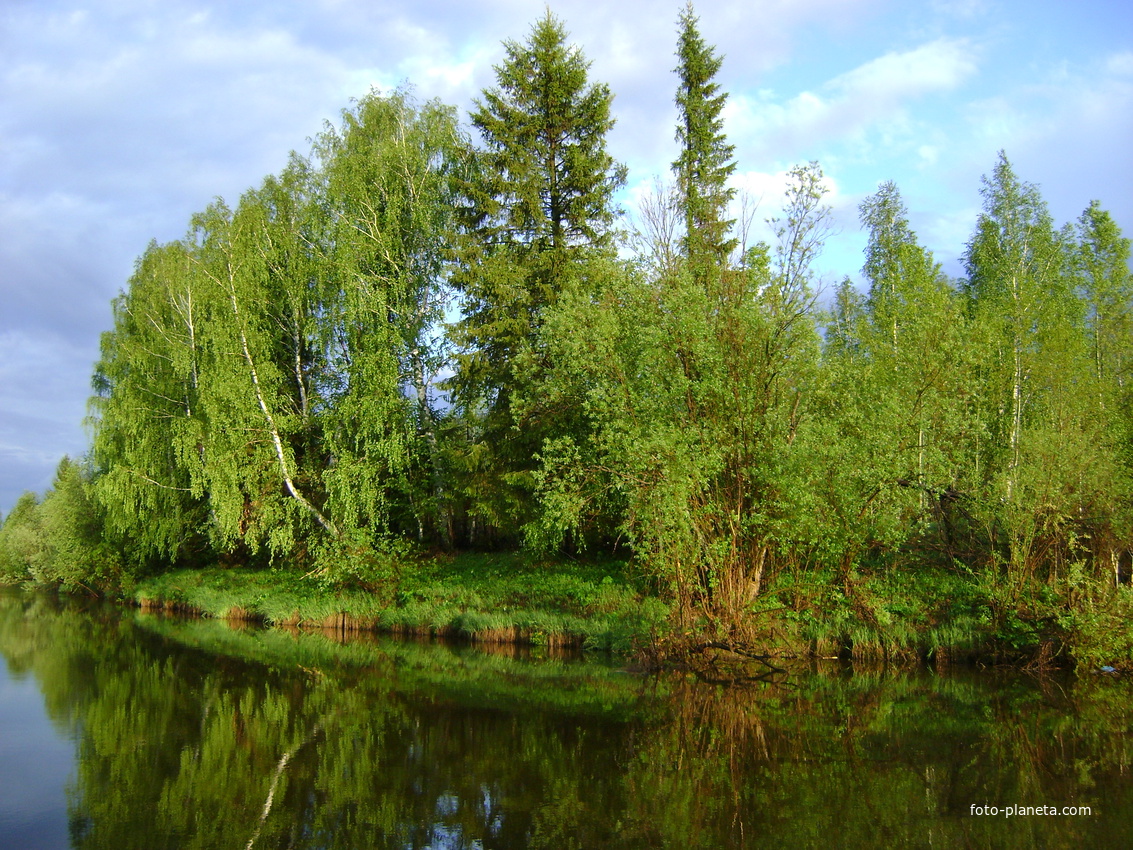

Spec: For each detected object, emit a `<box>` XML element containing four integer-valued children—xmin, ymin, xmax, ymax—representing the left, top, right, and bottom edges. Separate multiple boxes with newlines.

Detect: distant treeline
<box><xmin>2</xmin><ymin>8</ymin><xmax>1131</xmax><ymax>652</ymax></box>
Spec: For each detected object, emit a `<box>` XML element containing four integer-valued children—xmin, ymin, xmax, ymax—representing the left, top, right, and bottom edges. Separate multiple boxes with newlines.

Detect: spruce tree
<box><xmin>672</xmin><ymin>1</ymin><xmax>737</xmax><ymax>271</ymax></box>
<box><xmin>465</xmin><ymin>11</ymin><xmax>624</xmax><ymax>259</ymax></box>
<box><xmin>454</xmin><ymin>10</ymin><xmax>622</xmax><ymax>383</ymax></box>
<box><xmin>450</xmin><ymin>12</ymin><xmax>625</xmax><ymax>537</ymax></box>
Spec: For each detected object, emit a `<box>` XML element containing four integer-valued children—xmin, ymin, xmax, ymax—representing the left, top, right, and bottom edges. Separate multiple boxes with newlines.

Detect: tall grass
<box><xmin>133</xmin><ymin>552</ymin><xmax>669</xmax><ymax>653</ymax></box>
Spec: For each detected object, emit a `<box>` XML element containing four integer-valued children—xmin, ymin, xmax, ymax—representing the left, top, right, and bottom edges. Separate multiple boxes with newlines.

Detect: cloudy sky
<box><xmin>2</xmin><ymin>0</ymin><xmax>1131</xmax><ymax>515</ymax></box>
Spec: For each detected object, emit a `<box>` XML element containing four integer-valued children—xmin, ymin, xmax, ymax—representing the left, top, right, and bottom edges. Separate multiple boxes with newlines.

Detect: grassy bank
<box><xmin>130</xmin><ymin>552</ymin><xmax>670</xmax><ymax>653</ymax></box>
<box><xmin>753</xmin><ymin>564</ymin><xmax>1133</xmax><ymax>672</ymax></box>
<box><xmin>9</xmin><ymin>546</ymin><xmax>1131</xmax><ymax>671</ymax></box>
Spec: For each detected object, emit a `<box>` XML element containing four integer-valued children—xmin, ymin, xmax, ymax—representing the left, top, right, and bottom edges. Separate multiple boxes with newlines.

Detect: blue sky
<box><xmin>2</xmin><ymin>0</ymin><xmax>1131</xmax><ymax>514</ymax></box>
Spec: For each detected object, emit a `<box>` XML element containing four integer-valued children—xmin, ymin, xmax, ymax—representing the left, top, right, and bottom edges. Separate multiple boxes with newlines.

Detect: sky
<box><xmin>2</xmin><ymin>0</ymin><xmax>1132</xmax><ymax>515</ymax></box>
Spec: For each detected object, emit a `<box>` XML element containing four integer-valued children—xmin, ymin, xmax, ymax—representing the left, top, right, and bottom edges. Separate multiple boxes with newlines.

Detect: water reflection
<box><xmin>1</xmin><ymin>587</ymin><xmax>1131</xmax><ymax>849</ymax></box>
<box><xmin>0</xmin><ymin>671</ymin><xmax>73</xmax><ymax>849</ymax></box>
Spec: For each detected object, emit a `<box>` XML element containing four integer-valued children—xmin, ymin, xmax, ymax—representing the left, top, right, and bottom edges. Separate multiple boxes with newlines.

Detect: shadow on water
<box><xmin>1</xmin><ymin>586</ymin><xmax>1131</xmax><ymax>849</ymax></box>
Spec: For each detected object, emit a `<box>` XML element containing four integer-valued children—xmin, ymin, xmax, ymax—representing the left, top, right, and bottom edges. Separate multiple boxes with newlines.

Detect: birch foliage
<box><xmin>90</xmin><ymin>240</ymin><xmax>210</xmax><ymax>563</ymax></box>
<box><xmin>314</xmin><ymin>91</ymin><xmax>466</xmax><ymax>544</ymax></box>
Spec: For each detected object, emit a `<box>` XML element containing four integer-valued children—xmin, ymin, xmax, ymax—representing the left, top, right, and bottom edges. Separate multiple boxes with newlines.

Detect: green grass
<box><xmin>110</xmin><ymin>550</ymin><xmax>1133</xmax><ymax>669</ymax></box>
<box><xmin>132</xmin><ymin>551</ymin><xmax>670</xmax><ymax>653</ymax></box>
<box><xmin>771</xmin><ymin>565</ymin><xmax>998</xmax><ymax>663</ymax></box>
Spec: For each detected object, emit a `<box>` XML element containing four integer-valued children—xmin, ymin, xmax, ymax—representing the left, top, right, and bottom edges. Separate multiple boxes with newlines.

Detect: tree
<box><xmin>89</xmin><ymin>239</ymin><xmax>211</xmax><ymax>566</ymax></box>
<box><xmin>1075</xmin><ymin>200</ymin><xmax>1133</xmax><ymax>388</ymax></box>
<box><xmin>449</xmin><ymin>11</ymin><xmax>626</xmax><ymax>538</ymax></box>
<box><xmin>672</xmin><ymin>1</ymin><xmax>737</xmax><ymax>272</ymax></box>
<box><xmin>187</xmin><ymin>192</ymin><xmax>339</xmax><ymax>557</ymax></box>
<box><xmin>860</xmin><ymin>181</ymin><xmax>941</xmax><ymax>351</ymax></box>
<box><xmin>857</xmin><ymin>182</ymin><xmax>961</xmax><ymax>482</ymax></box>
<box><xmin>963</xmin><ymin>152</ymin><xmax>1094</xmax><ymax>580</ymax></box>
<box><xmin>768</xmin><ymin>162</ymin><xmax>832</xmax><ymax>304</ymax></box>
<box><xmin>90</xmin><ymin>176</ymin><xmax>332</xmax><ymax>566</ymax></box>
<box><xmin>463</xmin><ymin>11</ymin><xmax>625</xmax><ymax>260</ymax></box>
<box><xmin>38</xmin><ymin>457</ymin><xmax>120</xmax><ymax>588</ymax></box>
<box><xmin>629</xmin><ymin>177</ymin><xmax>683</xmax><ymax>278</ymax></box>
<box><xmin>963</xmin><ymin>152</ymin><xmax>1071</xmax><ymax>505</ymax></box>
<box><xmin>0</xmin><ymin>492</ymin><xmax>44</xmax><ymax>581</ymax></box>
<box><xmin>88</xmin><ymin>89</ymin><xmax>469</xmax><ymax>569</ymax></box>
<box><xmin>1071</xmin><ymin>201</ymin><xmax>1133</xmax><ymax>573</ymax></box>
<box><xmin>0</xmin><ymin>459</ymin><xmax>117</xmax><ymax>587</ymax></box>
<box><xmin>314</xmin><ymin>89</ymin><xmax>468</xmax><ymax>548</ymax></box>
<box><xmin>531</xmin><ymin>165</ymin><xmax>830</xmax><ymax>633</ymax></box>
<box><xmin>817</xmin><ymin>182</ymin><xmax>967</xmax><ymax>573</ymax></box>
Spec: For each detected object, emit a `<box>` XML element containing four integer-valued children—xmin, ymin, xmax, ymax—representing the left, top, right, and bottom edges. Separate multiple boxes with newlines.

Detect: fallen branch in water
<box><xmin>691</xmin><ymin>641</ymin><xmax>789</xmax><ymax>675</ymax></box>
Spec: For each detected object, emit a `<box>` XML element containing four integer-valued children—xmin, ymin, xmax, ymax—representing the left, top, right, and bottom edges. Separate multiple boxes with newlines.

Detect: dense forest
<box><xmin>2</xmin><ymin>8</ymin><xmax>1132</xmax><ymax>661</ymax></box>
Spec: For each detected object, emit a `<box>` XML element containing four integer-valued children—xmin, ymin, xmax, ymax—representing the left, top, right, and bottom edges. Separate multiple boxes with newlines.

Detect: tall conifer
<box><xmin>466</xmin><ymin>12</ymin><xmax>624</xmax><ymax>258</ymax></box>
<box><xmin>455</xmin><ymin>10</ymin><xmax>623</xmax><ymax>374</ymax></box>
<box><xmin>450</xmin><ymin>12</ymin><xmax>625</xmax><ymax>536</ymax></box>
<box><xmin>672</xmin><ymin>2</ymin><xmax>737</xmax><ymax>271</ymax></box>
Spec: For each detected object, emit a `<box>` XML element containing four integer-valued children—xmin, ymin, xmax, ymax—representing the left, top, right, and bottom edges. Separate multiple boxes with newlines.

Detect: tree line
<box><xmin>2</xmin><ymin>6</ymin><xmax>1131</xmax><ymax>646</ymax></box>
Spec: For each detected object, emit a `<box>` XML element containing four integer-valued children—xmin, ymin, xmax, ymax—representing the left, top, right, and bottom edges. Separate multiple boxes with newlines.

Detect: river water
<box><xmin>1</xmin><ymin>586</ymin><xmax>1130</xmax><ymax>848</ymax></box>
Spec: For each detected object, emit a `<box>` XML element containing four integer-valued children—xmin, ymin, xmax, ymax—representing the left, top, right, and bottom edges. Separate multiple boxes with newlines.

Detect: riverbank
<box><xmin>129</xmin><ymin>552</ymin><xmax>669</xmax><ymax>653</ymax></box>
<box><xmin>6</xmin><ymin>551</ymin><xmax>1132</xmax><ymax>671</ymax></box>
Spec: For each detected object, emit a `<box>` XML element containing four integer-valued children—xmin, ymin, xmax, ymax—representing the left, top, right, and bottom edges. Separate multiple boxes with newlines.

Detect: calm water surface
<box><xmin>1</xmin><ymin>586</ymin><xmax>1131</xmax><ymax>849</ymax></box>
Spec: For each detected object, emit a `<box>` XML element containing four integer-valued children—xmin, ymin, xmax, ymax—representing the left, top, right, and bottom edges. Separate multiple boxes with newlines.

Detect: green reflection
<box><xmin>1</xmin><ymin>588</ymin><xmax>1131</xmax><ymax>849</ymax></box>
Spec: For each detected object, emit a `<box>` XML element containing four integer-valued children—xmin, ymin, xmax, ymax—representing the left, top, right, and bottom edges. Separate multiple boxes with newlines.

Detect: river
<box><xmin>1</xmin><ymin>586</ymin><xmax>1130</xmax><ymax>848</ymax></box>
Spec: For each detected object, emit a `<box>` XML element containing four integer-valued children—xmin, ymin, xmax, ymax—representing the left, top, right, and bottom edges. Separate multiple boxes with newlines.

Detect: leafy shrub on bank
<box><xmin>0</xmin><ymin>458</ymin><xmax>122</xmax><ymax>592</ymax></box>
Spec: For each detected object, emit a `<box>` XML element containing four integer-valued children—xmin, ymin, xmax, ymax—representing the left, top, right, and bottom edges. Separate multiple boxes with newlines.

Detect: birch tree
<box><xmin>190</xmin><ymin>195</ymin><xmax>337</xmax><ymax>557</ymax></box>
<box><xmin>963</xmin><ymin>152</ymin><xmax>1090</xmax><ymax>578</ymax></box>
<box><xmin>1072</xmin><ymin>201</ymin><xmax>1133</xmax><ymax>576</ymax></box>
<box><xmin>315</xmin><ymin>89</ymin><xmax>467</xmax><ymax>546</ymax></box>
<box><xmin>89</xmin><ymin>240</ymin><xmax>210</xmax><ymax>564</ymax></box>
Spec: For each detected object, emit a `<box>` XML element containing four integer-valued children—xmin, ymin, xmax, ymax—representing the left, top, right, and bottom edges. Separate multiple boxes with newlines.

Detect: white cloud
<box><xmin>920</xmin><ymin>206</ymin><xmax>981</xmax><ymax>272</ymax></box>
<box><xmin>725</xmin><ymin>38</ymin><xmax>979</xmax><ymax>164</ymax></box>
<box><xmin>830</xmin><ymin>38</ymin><xmax>978</xmax><ymax>101</ymax></box>
<box><xmin>954</xmin><ymin>48</ymin><xmax>1133</xmax><ymax>230</ymax></box>
<box><xmin>731</xmin><ymin>167</ymin><xmax>841</xmax><ymax>212</ymax></box>
<box><xmin>964</xmin><ymin>95</ymin><xmax>1029</xmax><ymax>145</ymax></box>
<box><xmin>1105</xmin><ymin>51</ymin><xmax>1133</xmax><ymax>76</ymax></box>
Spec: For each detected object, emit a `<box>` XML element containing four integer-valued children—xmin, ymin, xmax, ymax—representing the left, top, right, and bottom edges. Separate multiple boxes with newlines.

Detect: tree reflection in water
<box><xmin>1</xmin><ymin>588</ymin><xmax>1130</xmax><ymax>849</ymax></box>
